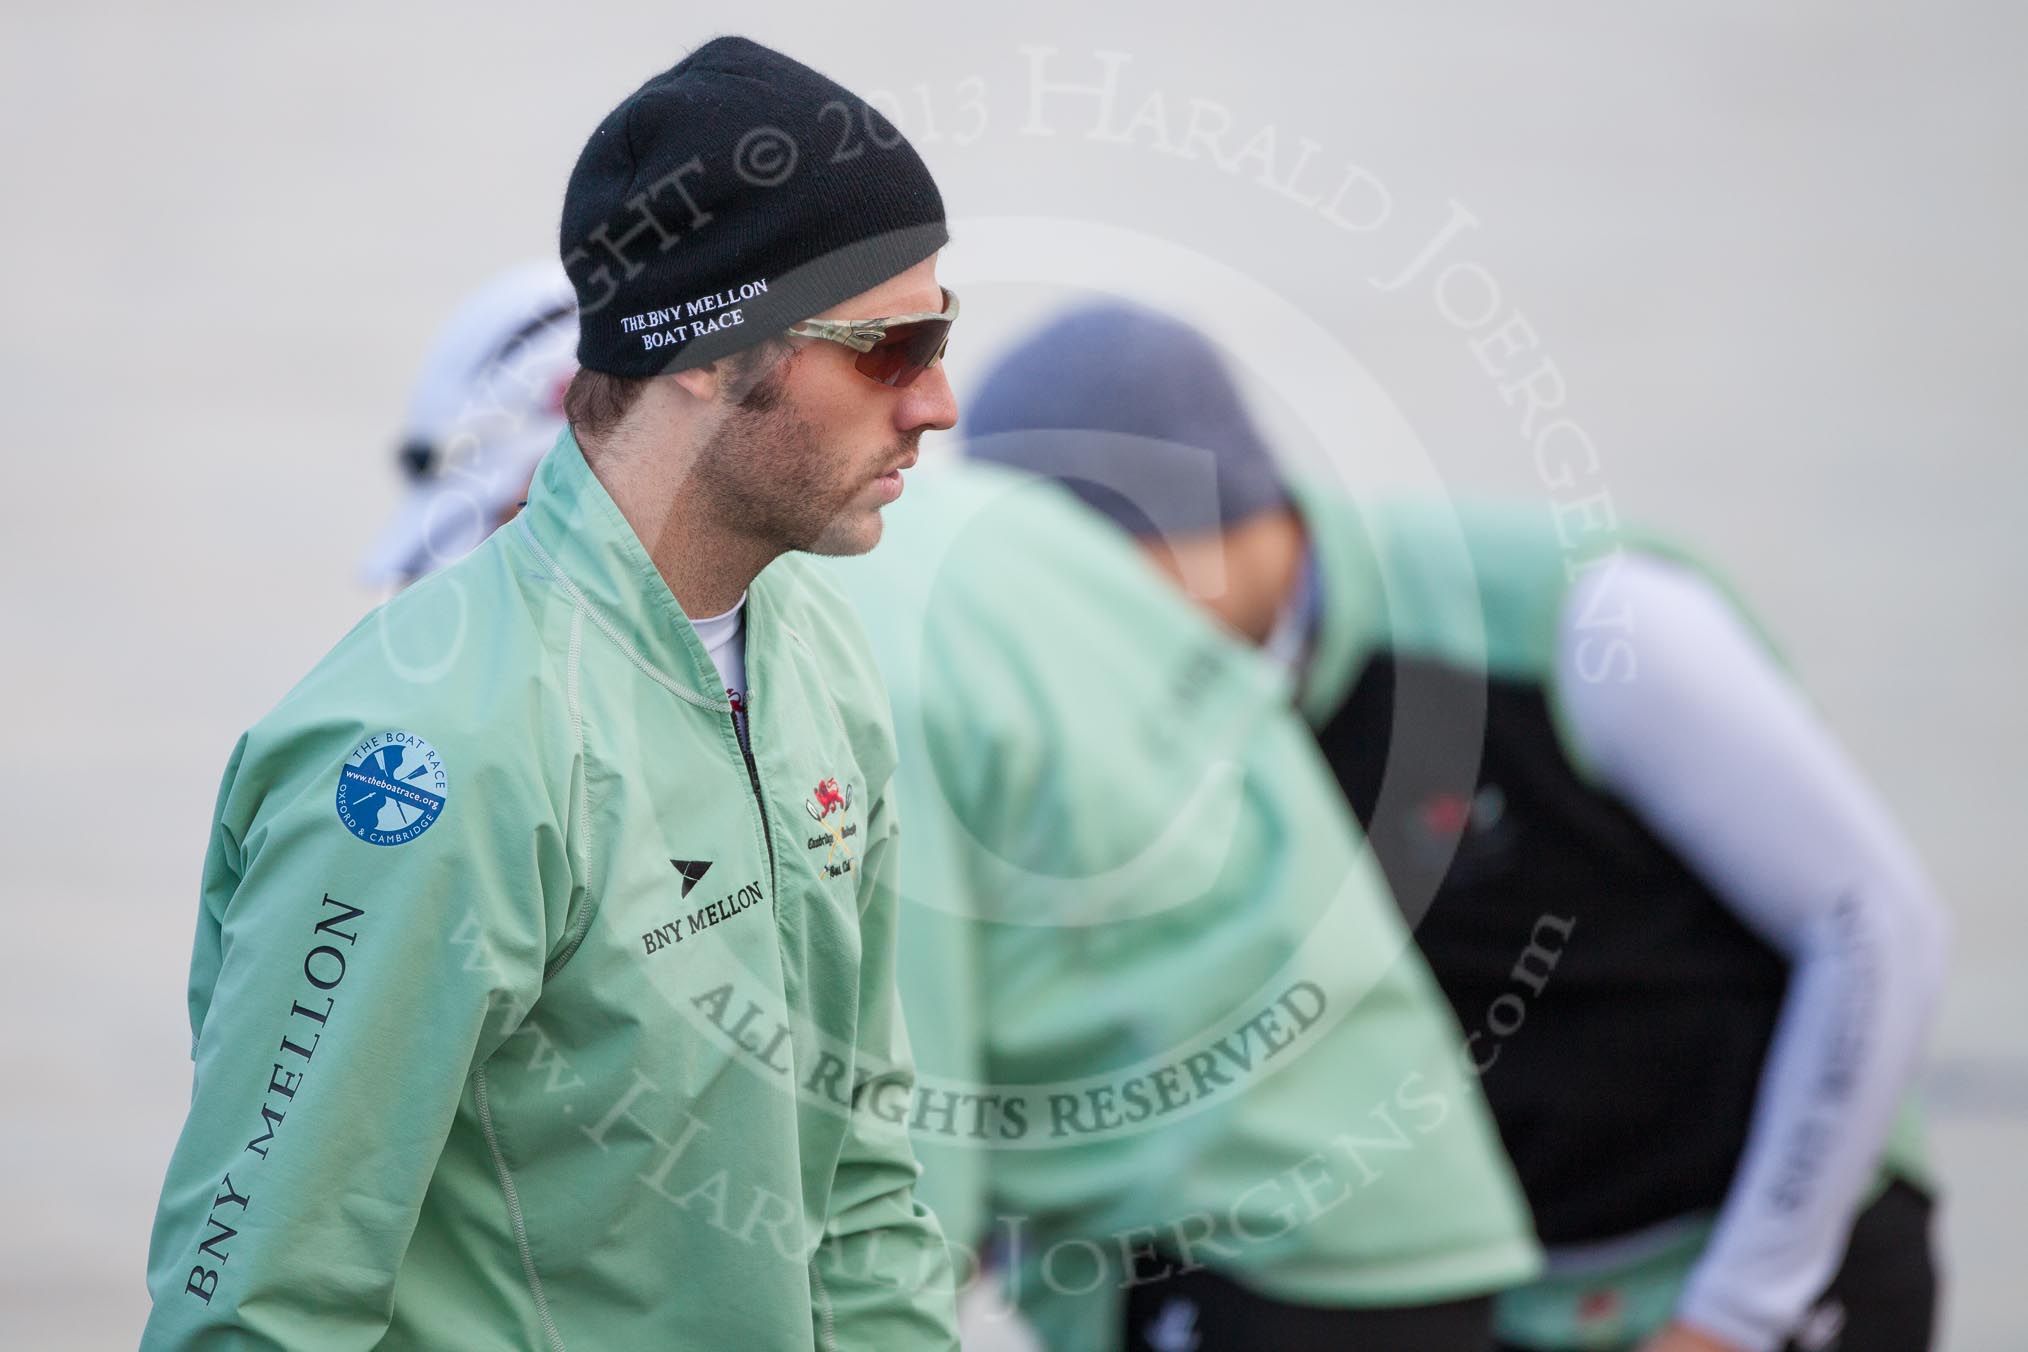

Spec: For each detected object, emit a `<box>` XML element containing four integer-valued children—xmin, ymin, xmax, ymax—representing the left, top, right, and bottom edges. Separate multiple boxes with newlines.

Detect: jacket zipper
<box><xmin>728</xmin><ymin>690</ymin><xmax>777</xmax><ymax>902</ymax></box>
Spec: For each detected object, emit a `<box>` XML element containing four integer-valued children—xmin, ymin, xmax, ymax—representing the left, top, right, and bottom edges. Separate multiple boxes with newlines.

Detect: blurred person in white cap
<box><xmin>359</xmin><ymin>258</ymin><xmax>577</xmax><ymax>591</ymax></box>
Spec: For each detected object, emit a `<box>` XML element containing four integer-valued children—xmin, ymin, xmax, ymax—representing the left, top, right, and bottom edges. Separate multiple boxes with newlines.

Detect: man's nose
<box><xmin>897</xmin><ymin>362</ymin><xmax>958</xmax><ymax>434</ymax></box>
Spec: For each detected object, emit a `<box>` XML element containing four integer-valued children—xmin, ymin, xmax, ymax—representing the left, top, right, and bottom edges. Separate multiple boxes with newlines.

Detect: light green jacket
<box><xmin>142</xmin><ymin>433</ymin><xmax>959</xmax><ymax>1350</ymax></box>
<box><xmin>828</xmin><ymin>462</ymin><xmax>1540</xmax><ymax>1351</ymax></box>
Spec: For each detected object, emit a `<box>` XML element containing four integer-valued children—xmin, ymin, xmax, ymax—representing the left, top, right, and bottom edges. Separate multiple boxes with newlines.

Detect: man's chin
<box><xmin>803</xmin><ymin>506</ymin><xmax>886</xmax><ymax>558</ymax></box>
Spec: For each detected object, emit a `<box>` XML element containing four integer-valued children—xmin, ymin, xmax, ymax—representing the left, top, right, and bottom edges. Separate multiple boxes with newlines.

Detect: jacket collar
<box><xmin>1285</xmin><ymin>478</ymin><xmax>1381</xmax><ymax>727</ymax></box>
<box><xmin>516</xmin><ymin>428</ymin><xmax>760</xmax><ymax>710</ymax></box>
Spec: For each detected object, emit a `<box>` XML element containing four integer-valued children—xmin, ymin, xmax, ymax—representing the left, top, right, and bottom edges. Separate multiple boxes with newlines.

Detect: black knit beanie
<box><xmin>560</xmin><ymin>35</ymin><xmax>948</xmax><ymax>377</ymax></box>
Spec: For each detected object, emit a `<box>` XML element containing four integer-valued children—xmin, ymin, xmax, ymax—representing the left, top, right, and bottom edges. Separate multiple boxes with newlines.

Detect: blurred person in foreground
<box><xmin>825</xmin><ymin>461</ymin><xmax>1543</xmax><ymax>1351</ymax></box>
<box><xmin>142</xmin><ymin>37</ymin><xmax>964</xmax><ymax>1349</ymax></box>
<box><xmin>967</xmin><ymin>302</ymin><xmax>1951</xmax><ymax>1352</ymax></box>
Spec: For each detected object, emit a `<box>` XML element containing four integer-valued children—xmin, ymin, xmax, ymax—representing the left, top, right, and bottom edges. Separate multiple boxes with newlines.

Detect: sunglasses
<box><xmin>786</xmin><ymin>286</ymin><xmax>959</xmax><ymax>388</ymax></box>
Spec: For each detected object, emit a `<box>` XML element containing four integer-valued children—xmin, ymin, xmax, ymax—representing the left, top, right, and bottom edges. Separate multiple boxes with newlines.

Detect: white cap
<box><xmin>360</xmin><ymin>259</ymin><xmax>579</xmax><ymax>587</ymax></box>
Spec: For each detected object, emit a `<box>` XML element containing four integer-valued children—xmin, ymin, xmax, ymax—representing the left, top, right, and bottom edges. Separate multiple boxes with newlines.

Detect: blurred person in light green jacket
<box><xmin>966</xmin><ymin>301</ymin><xmax>1948</xmax><ymax>1352</ymax></box>
<box><xmin>826</xmin><ymin>460</ymin><xmax>1541</xmax><ymax>1352</ymax></box>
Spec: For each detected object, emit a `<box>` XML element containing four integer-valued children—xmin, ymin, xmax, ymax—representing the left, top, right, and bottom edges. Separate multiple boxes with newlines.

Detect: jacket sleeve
<box><xmin>141</xmin><ymin>723</ymin><xmax>564</xmax><ymax>1350</ymax></box>
<box><xmin>809</xmin><ymin>778</ymin><xmax>962</xmax><ymax>1351</ymax></box>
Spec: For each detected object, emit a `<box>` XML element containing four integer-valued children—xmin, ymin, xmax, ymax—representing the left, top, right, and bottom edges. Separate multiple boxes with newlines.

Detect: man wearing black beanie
<box><xmin>560</xmin><ymin>32</ymin><xmax>958</xmax><ymax>571</ymax></box>
<box><xmin>142</xmin><ymin>35</ymin><xmax>962</xmax><ymax>1352</ymax></box>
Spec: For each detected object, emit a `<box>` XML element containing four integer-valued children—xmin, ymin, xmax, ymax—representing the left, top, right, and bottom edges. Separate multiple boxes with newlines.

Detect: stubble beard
<box><xmin>695</xmin><ymin>397</ymin><xmax>886</xmax><ymax>557</ymax></box>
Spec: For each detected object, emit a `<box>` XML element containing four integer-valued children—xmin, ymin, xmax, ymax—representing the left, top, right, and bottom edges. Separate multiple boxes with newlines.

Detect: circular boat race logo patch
<box><xmin>335</xmin><ymin>730</ymin><xmax>449</xmax><ymax>846</ymax></box>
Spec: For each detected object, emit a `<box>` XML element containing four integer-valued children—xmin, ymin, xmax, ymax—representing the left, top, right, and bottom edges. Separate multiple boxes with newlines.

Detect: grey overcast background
<box><xmin>2</xmin><ymin>4</ymin><xmax>2021</xmax><ymax>1347</ymax></box>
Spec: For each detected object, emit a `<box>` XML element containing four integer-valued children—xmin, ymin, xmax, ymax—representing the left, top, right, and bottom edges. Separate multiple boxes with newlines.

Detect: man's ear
<box><xmin>668</xmin><ymin>362</ymin><xmax>723</xmax><ymax>403</ymax></box>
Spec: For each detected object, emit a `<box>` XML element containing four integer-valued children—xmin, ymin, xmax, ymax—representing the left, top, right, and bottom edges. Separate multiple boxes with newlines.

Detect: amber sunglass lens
<box><xmin>856</xmin><ymin>319</ymin><xmax>953</xmax><ymax>388</ymax></box>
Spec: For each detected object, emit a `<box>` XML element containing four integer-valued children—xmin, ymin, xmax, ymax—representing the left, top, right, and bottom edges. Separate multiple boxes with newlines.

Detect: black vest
<box><xmin>1319</xmin><ymin>652</ymin><xmax>1790</xmax><ymax>1244</ymax></box>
